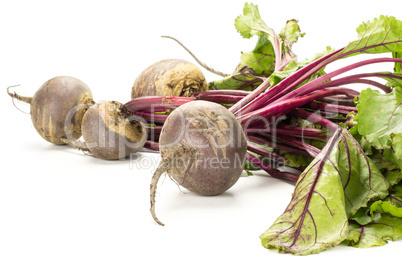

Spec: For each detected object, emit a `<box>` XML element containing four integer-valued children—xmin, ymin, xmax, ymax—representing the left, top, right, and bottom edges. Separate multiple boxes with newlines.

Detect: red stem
<box><xmin>237</xmin><ymin>88</ymin><xmax>357</xmax><ymax>126</ymax></box>
<box><xmin>247</xmin><ymin>142</ymin><xmax>286</xmax><ymax>163</ymax></box>
<box><xmin>246</xmin><ymin>153</ymin><xmax>299</xmax><ymax>182</ymax></box>
<box><xmin>144</xmin><ymin>141</ymin><xmax>159</xmax><ymax>151</ymax></box>
<box><xmin>247</xmin><ymin>135</ymin><xmax>311</xmax><ymax>157</ymax></box>
<box><xmin>123</xmin><ymin>96</ymin><xmax>195</xmax><ymax>113</ymax></box>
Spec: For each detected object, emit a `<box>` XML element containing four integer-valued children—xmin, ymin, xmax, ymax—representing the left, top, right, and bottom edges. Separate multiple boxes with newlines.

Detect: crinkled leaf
<box><xmin>279</xmin><ymin>19</ymin><xmax>304</xmax><ymax>48</ymax></box>
<box><xmin>348</xmin><ymin>177</ymin><xmax>402</xmax><ymax>247</ymax></box>
<box><xmin>350</xmin><ymin>206</ymin><xmax>373</xmax><ymax>226</ymax></box>
<box><xmin>375</xmin><ymin>181</ymin><xmax>402</xmax><ymax>208</ymax></box>
<box><xmin>355</xmin><ymin>88</ymin><xmax>402</xmax><ymax>163</ymax></box>
<box><xmin>384</xmin><ymin>169</ymin><xmax>402</xmax><ymax>187</ymax></box>
<box><xmin>347</xmin><ymin>213</ymin><xmax>402</xmax><ymax>248</ymax></box>
<box><xmin>234</xmin><ymin>3</ymin><xmax>276</xmax><ymax>40</ymax></box>
<box><xmin>390</xmin><ymin>182</ymin><xmax>402</xmax><ymax>206</ymax></box>
<box><xmin>371</xmin><ymin>201</ymin><xmax>402</xmax><ymax>217</ymax></box>
<box><xmin>289</xmin><ymin>117</ymin><xmax>324</xmax><ymax>130</ymax></box>
<box><xmin>369</xmin><ymin>149</ymin><xmax>400</xmax><ymax>171</ymax></box>
<box><xmin>234</xmin><ymin>3</ymin><xmax>303</xmax><ymax>73</ymax></box>
<box><xmin>351</xmin><ymin>173</ymin><xmax>402</xmax><ymax>225</ymax></box>
<box><xmin>382</xmin><ymin>148</ymin><xmax>402</xmax><ymax>170</ymax></box>
<box><xmin>277</xmin><ymin>151</ymin><xmax>313</xmax><ymax>168</ymax></box>
<box><xmin>279</xmin><ymin>19</ymin><xmax>305</xmax><ymax>68</ymax></box>
<box><xmin>208</xmin><ymin>73</ymin><xmax>263</xmax><ymax>91</ymax></box>
<box><xmin>368</xmin><ymin>148</ymin><xmax>402</xmax><ymax>186</ymax></box>
<box><xmin>276</xmin><ymin>138</ymin><xmax>326</xmax><ymax>169</ymax></box>
<box><xmin>233</xmin><ymin>35</ymin><xmax>276</xmax><ymax>77</ymax></box>
<box><xmin>234</xmin><ymin>3</ymin><xmax>281</xmax><ymax>74</ymax></box>
<box><xmin>341</xmin><ymin>16</ymin><xmax>402</xmax><ymax>57</ymax></box>
<box><xmin>260</xmin><ymin>128</ymin><xmax>389</xmax><ymax>255</ymax></box>
<box><xmin>393</xmin><ymin>133</ymin><xmax>402</xmax><ymax>161</ymax></box>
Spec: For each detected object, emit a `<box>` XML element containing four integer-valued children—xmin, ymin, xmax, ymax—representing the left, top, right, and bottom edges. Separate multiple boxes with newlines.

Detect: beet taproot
<box><xmin>7</xmin><ymin>76</ymin><xmax>94</xmax><ymax>145</ymax></box>
<box><xmin>149</xmin><ymin>100</ymin><xmax>247</xmax><ymax>225</ymax></box>
<box><xmin>77</xmin><ymin>101</ymin><xmax>147</xmax><ymax>160</ymax></box>
<box><xmin>131</xmin><ymin>59</ymin><xmax>208</xmax><ymax>99</ymax></box>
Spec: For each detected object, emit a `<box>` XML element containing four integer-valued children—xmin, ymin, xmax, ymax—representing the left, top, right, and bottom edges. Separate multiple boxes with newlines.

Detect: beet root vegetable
<box><xmin>7</xmin><ymin>76</ymin><xmax>94</xmax><ymax>144</ymax></box>
<box><xmin>150</xmin><ymin>100</ymin><xmax>247</xmax><ymax>225</ymax></box>
<box><xmin>77</xmin><ymin>101</ymin><xmax>147</xmax><ymax>160</ymax></box>
<box><xmin>131</xmin><ymin>59</ymin><xmax>208</xmax><ymax>99</ymax></box>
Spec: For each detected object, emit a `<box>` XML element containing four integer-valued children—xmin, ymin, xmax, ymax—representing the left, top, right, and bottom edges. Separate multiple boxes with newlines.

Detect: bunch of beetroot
<box><xmin>8</xmin><ymin>3</ymin><xmax>402</xmax><ymax>255</ymax></box>
<box><xmin>122</xmin><ymin>4</ymin><xmax>402</xmax><ymax>255</ymax></box>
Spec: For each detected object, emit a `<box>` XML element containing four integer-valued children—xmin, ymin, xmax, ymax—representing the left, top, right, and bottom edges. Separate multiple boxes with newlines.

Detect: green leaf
<box><xmin>375</xmin><ymin>181</ymin><xmax>402</xmax><ymax>208</ymax></box>
<box><xmin>371</xmin><ymin>201</ymin><xmax>402</xmax><ymax>217</ymax></box>
<box><xmin>244</xmin><ymin>158</ymin><xmax>261</xmax><ymax>171</ymax></box>
<box><xmin>390</xmin><ymin>182</ymin><xmax>402</xmax><ymax>206</ymax></box>
<box><xmin>240</xmin><ymin>169</ymin><xmax>255</xmax><ymax>177</ymax></box>
<box><xmin>384</xmin><ymin>169</ymin><xmax>402</xmax><ymax>187</ymax></box>
<box><xmin>279</xmin><ymin>19</ymin><xmax>305</xmax><ymax>48</ymax></box>
<box><xmin>208</xmin><ymin>73</ymin><xmax>263</xmax><ymax>91</ymax></box>
<box><xmin>342</xmin><ymin>16</ymin><xmax>402</xmax><ymax>57</ymax></box>
<box><xmin>277</xmin><ymin>151</ymin><xmax>313</xmax><ymax>168</ymax></box>
<box><xmin>235</xmin><ymin>3</ymin><xmax>277</xmax><ymax>41</ymax></box>
<box><xmin>260</xmin><ymin>128</ymin><xmax>389</xmax><ymax>255</ymax></box>
<box><xmin>233</xmin><ymin>35</ymin><xmax>276</xmax><ymax>77</ymax></box>
<box><xmin>393</xmin><ymin>133</ymin><xmax>402</xmax><ymax>162</ymax></box>
<box><xmin>279</xmin><ymin>19</ymin><xmax>305</xmax><ymax>67</ymax></box>
<box><xmin>350</xmin><ymin>206</ymin><xmax>373</xmax><ymax>226</ymax></box>
<box><xmin>234</xmin><ymin>3</ymin><xmax>304</xmax><ymax>74</ymax></box>
<box><xmin>347</xmin><ymin>214</ymin><xmax>402</xmax><ymax>248</ymax></box>
<box><xmin>234</xmin><ymin>3</ymin><xmax>281</xmax><ymax>75</ymax></box>
<box><xmin>351</xmin><ymin>174</ymin><xmax>402</xmax><ymax>225</ymax></box>
<box><xmin>355</xmin><ymin>88</ymin><xmax>402</xmax><ymax>164</ymax></box>
<box><xmin>382</xmin><ymin>148</ymin><xmax>402</xmax><ymax>170</ymax></box>
<box><xmin>369</xmin><ymin>149</ymin><xmax>400</xmax><ymax>171</ymax></box>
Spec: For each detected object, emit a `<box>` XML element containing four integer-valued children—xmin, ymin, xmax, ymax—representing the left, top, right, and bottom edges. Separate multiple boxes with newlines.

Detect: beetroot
<box><xmin>131</xmin><ymin>59</ymin><xmax>208</xmax><ymax>99</ymax></box>
<box><xmin>149</xmin><ymin>100</ymin><xmax>247</xmax><ymax>225</ymax></box>
<box><xmin>7</xmin><ymin>76</ymin><xmax>94</xmax><ymax>145</ymax></box>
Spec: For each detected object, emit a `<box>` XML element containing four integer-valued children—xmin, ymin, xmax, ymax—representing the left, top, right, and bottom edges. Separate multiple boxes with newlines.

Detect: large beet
<box><xmin>150</xmin><ymin>100</ymin><xmax>247</xmax><ymax>225</ymax></box>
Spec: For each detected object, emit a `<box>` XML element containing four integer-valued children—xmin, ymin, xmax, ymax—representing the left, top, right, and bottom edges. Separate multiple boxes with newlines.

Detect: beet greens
<box><xmin>231</xmin><ymin>6</ymin><xmax>402</xmax><ymax>255</ymax></box>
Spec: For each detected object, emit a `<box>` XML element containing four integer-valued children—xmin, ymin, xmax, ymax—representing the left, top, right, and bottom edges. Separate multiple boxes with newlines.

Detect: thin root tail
<box><xmin>161</xmin><ymin>35</ymin><xmax>230</xmax><ymax>77</ymax></box>
<box><xmin>7</xmin><ymin>85</ymin><xmax>32</xmax><ymax>104</ymax></box>
<box><xmin>150</xmin><ymin>159</ymin><xmax>170</xmax><ymax>226</ymax></box>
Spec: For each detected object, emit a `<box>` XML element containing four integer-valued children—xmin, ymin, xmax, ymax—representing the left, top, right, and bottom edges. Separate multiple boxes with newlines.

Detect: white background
<box><xmin>1</xmin><ymin>0</ymin><xmax>401</xmax><ymax>267</ymax></box>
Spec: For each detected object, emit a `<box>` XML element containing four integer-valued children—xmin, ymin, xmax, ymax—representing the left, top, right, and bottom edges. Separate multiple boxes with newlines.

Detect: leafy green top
<box><xmin>260</xmin><ymin>129</ymin><xmax>389</xmax><ymax>255</ymax></box>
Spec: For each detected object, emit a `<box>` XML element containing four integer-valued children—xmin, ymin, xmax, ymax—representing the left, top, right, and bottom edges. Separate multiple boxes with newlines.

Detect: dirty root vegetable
<box><xmin>150</xmin><ymin>100</ymin><xmax>247</xmax><ymax>225</ymax></box>
<box><xmin>76</xmin><ymin>101</ymin><xmax>147</xmax><ymax>160</ymax></box>
<box><xmin>131</xmin><ymin>59</ymin><xmax>208</xmax><ymax>99</ymax></box>
<box><xmin>7</xmin><ymin>76</ymin><xmax>94</xmax><ymax>144</ymax></box>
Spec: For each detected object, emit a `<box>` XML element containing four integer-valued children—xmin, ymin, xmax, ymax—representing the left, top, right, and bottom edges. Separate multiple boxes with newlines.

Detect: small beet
<box><xmin>79</xmin><ymin>101</ymin><xmax>147</xmax><ymax>160</ymax></box>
